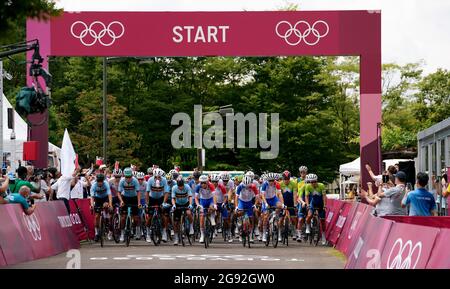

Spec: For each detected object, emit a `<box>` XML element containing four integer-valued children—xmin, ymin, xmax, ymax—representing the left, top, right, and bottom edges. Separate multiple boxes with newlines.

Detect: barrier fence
<box><xmin>326</xmin><ymin>199</ymin><xmax>450</xmax><ymax>269</ymax></box>
<box><xmin>0</xmin><ymin>201</ymin><xmax>81</xmax><ymax>267</ymax></box>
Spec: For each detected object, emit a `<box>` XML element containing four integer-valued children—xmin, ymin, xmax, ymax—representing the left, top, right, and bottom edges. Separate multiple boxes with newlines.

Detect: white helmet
<box><xmin>153</xmin><ymin>168</ymin><xmax>165</xmax><ymax>177</ymax></box>
<box><xmin>306</xmin><ymin>174</ymin><xmax>318</xmax><ymax>182</ymax></box>
<box><xmin>242</xmin><ymin>176</ymin><xmax>253</xmax><ymax>186</ymax></box>
<box><xmin>266</xmin><ymin>173</ymin><xmax>276</xmax><ymax>181</ymax></box>
<box><xmin>220</xmin><ymin>172</ymin><xmax>230</xmax><ymax>181</ymax></box>
<box><xmin>210</xmin><ymin>174</ymin><xmax>221</xmax><ymax>182</ymax></box>
<box><xmin>199</xmin><ymin>175</ymin><xmax>209</xmax><ymax>182</ymax></box>
<box><xmin>136</xmin><ymin>172</ymin><xmax>145</xmax><ymax>179</ymax></box>
<box><xmin>245</xmin><ymin>171</ymin><xmax>255</xmax><ymax>178</ymax></box>
<box><xmin>299</xmin><ymin>166</ymin><xmax>308</xmax><ymax>173</ymax></box>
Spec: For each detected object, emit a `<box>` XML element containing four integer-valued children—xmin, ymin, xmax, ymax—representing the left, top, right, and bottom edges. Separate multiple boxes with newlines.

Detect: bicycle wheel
<box><xmin>264</xmin><ymin>222</ymin><xmax>270</xmax><ymax>247</ymax></box>
<box><xmin>246</xmin><ymin>219</ymin><xmax>251</xmax><ymax>249</ymax></box>
<box><xmin>204</xmin><ymin>217</ymin><xmax>210</xmax><ymax>248</ymax></box>
<box><xmin>184</xmin><ymin>214</ymin><xmax>192</xmax><ymax>246</ymax></box>
<box><xmin>314</xmin><ymin>215</ymin><xmax>321</xmax><ymax>247</ymax></box>
<box><xmin>112</xmin><ymin>213</ymin><xmax>121</xmax><ymax>243</ymax></box>
<box><xmin>150</xmin><ymin>218</ymin><xmax>160</xmax><ymax>246</ymax></box>
<box><xmin>283</xmin><ymin>218</ymin><xmax>290</xmax><ymax>246</ymax></box>
<box><xmin>125</xmin><ymin>215</ymin><xmax>132</xmax><ymax>247</ymax></box>
<box><xmin>271</xmin><ymin>222</ymin><xmax>278</xmax><ymax>248</ymax></box>
<box><xmin>99</xmin><ymin>214</ymin><xmax>105</xmax><ymax>247</ymax></box>
<box><xmin>179</xmin><ymin>214</ymin><xmax>185</xmax><ymax>247</ymax></box>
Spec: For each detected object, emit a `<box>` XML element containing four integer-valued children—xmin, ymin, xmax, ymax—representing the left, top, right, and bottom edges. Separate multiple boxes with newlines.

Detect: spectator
<box><xmin>9</xmin><ymin>166</ymin><xmax>40</xmax><ymax>195</ymax></box>
<box><xmin>70</xmin><ymin>172</ymin><xmax>85</xmax><ymax>200</ymax></box>
<box><xmin>51</xmin><ymin>169</ymin><xmax>77</xmax><ymax>213</ymax></box>
<box><xmin>361</xmin><ymin>171</ymin><xmax>407</xmax><ymax>216</ymax></box>
<box><xmin>1</xmin><ymin>186</ymin><xmax>36</xmax><ymax>215</ymax></box>
<box><xmin>402</xmin><ymin>172</ymin><xmax>437</xmax><ymax>216</ymax></box>
<box><xmin>0</xmin><ymin>173</ymin><xmax>9</xmax><ymax>196</ymax></box>
<box><xmin>365</xmin><ymin>164</ymin><xmax>397</xmax><ymax>186</ymax></box>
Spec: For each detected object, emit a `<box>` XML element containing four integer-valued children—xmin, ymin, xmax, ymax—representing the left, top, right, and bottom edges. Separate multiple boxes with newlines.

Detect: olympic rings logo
<box><xmin>70</xmin><ymin>21</ymin><xmax>125</xmax><ymax>47</ymax></box>
<box><xmin>275</xmin><ymin>20</ymin><xmax>329</xmax><ymax>46</ymax></box>
<box><xmin>22</xmin><ymin>213</ymin><xmax>41</xmax><ymax>241</ymax></box>
<box><xmin>387</xmin><ymin>238</ymin><xmax>422</xmax><ymax>269</ymax></box>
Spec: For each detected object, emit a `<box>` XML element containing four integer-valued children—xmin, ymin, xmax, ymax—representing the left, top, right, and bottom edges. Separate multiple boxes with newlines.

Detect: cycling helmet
<box><xmin>220</xmin><ymin>172</ymin><xmax>230</xmax><ymax>181</ymax></box>
<box><xmin>169</xmin><ymin>169</ymin><xmax>179</xmax><ymax>180</ymax></box>
<box><xmin>266</xmin><ymin>173</ymin><xmax>276</xmax><ymax>181</ymax></box>
<box><xmin>210</xmin><ymin>174</ymin><xmax>220</xmax><ymax>182</ymax></box>
<box><xmin>306</xmin><ymin>174</ymin><xmax>318</xmax><ymax>182</ymax></box>
<box><xmin>132</xmin><ymin>170</ymin><xmax>138</xmax><ymax>177</ymax></box>
<box><xmin>245</xmin><ymin>171</ymin><xmax>255</xmax><ymax>178</ymax></box>
<box><xmin>282</xmin><ymin>170</ymin><xmax>291</xmax><ymax>180</ymax></box>
<box><xmin>242</xmin><ymin>176</ymin><xmax>253</xmax><ymax>186</ymax></box>
<box><xmin>96</xmin><ymin>174</ymin><xmax>105</xmax><ymax>182</ymax></box>
<box><xmin>199</xmin><ymin>175</ymin><xmax>208</xmax><ymax>183</ymax></box>
<box><xmin>261</xmin><ymin>173</ymin><xmax>267</xmax><ymax>182</ymax></box>
<box><xmin>299</xmin><ymin>166</ymin><xmax>308</xmax><ymax>173</ymax></box>
<box><xmin>153</xmin><ymin>168</ymin><xmax>165</xmax><ymax>177</ymax></box>
<box><xmin>177</xmin><ymin>179</ymin><xmax>185</xmax><ymax>187</ymax></box>
<box><xmin>137</xmin><ymin>172</ymin><xmax>145</xmax><ymax>179</ymax></box>
<box><xmin>147</xmin><ymin>167</ymin><xmax>153</xmax><ymax>174</ymax></box>
<box><xmin>113</xmin><ymin>169</ymin><xmax>122</xmax><ymax>177</ymax></box>
<box><xmin>166</xmin><ymin>172</ymin><xmax>172</xmax><ymax>180</ymax></box>
<box><xmin>174</xmin><ymin>166</ymin><xmax>181</xmax><ymax>172</ymax></box>
<box><xmin>123</xmin><ymin>167</ymin><xmax>133</xmax><ymax>177</ymax></box>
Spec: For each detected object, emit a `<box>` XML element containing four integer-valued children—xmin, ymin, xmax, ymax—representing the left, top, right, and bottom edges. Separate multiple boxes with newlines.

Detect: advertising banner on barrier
<box><xmin>339</xmin><ymin>203</ymin><xmax>371</xmax><ymax>257</ymax></box>
<box><xmin>426</xmin><ymin>229</ymin><xmax>450</xmax><ymax>268</ymax></box>
<box><xmin>345</xmin><ymin>214</ymin><xmax>393</xmax><ymax>269</ymax></box>
<box><xmin>380</xmin><ymin>222</ymin><xmax>440</xmax><ymax>269</ymax></box>
<box><xmin>328</xmin><ymin>202</ymin><xmax>353</xmax><ymax>245</ymax></box>
<box><xmin>0</xmin><ymin>204</ymin><xmax>36</xmax><ymax>265</ymax></box>
<box><xmin>69</xmin><ymin>199</ymin><xmax>95</xmax><ymax>241</ymax></box>
<box><xmin>335</xmin><ymin>202</ymin><xmax>359</xmax><ymax>252</ymax></box>
<box><xmin>325</xmin><ymin>200</ymin><xmax>345</xmax><ymax>240</ymax></box>
<box><xmin>325</xmin><ymin>199</ymin><xmax>335</xmax><ymax>221</ymax></box>
<box><xmin>383</xmin><ymin>216</ymin><xmax>450</xmax><ymax>229</ymax></box>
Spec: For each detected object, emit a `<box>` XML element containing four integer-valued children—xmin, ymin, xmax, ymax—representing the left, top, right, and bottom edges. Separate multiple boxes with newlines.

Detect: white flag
<box><xmin>61</xmin><ymin>129</ymin><xmax>76</xmax><ymax>177</ymax></box>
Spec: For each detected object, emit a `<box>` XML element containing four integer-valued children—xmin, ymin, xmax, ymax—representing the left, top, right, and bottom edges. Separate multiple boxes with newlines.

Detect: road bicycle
<box><xmin>237</xmin><ymin>207</ymin><xmax>253</xmax><ymax>248</ymax></box>
<box><xmin>148</xmin><ymin>205</ymin><xmax>163</xmax><ymax>246</ymax></box>
<box><xmin>175</xmin><ymin>206</ymin><xmax>192</xmax><ymax>247</ymax></box>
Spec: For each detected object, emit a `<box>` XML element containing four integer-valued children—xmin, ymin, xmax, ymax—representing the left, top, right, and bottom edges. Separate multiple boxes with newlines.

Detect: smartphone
<box><xmin>382</xmin><ymin>175</ymin><xmax>389</xmax><ymax>183</ymax></box>
<box><xmin>1</xmin><ymin>168</ymin><xmax>6</xmax><ymax>176</ymax></box>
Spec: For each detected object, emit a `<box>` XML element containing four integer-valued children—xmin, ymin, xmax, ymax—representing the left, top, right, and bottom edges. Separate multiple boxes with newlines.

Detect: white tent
<box><xmin>339</xmin><ymin>157</ymin><xmax>360</xmax><ymax>200</ymax></box>
<box><xmin>339</xmin><ymin>157</ymin><xmax>361</xmax><ymax>176</ymax></box>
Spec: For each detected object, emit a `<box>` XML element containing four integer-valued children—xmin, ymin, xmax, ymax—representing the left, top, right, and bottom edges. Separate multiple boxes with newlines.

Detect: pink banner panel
<box><xmin>335</xmin><ymin>201</ymin><xmax>359</xmax><ymax>251</ymax></box>
<box><xmin>426</xmin><ymin>229</ymin><xmax>450</xmax><ymax>268</ymax></box>
<box><xmin>325</xmin><ymin>200</ymin><xmax>344</xmax><ymax>240</ymax></box>
<box><xmin>345</xmin><ymin>214</ymin><xmax>393</xmax><ymax>269</ymax></box>
<box><xmin>69</xmin><ymin>199</ymin><xmax>95</xmax><ymax>241</ymax></box>
<box><xmin>328</xmin><ymin>202</ymin><xmax>353</xmax><ymax>245</ymax></box>
<box><xmin>341</xmin><ymin>203</ymin><xmax>371</xmax><ymax>257</ymax></box>
<box><xmin>0</xmin><ymin>248</ymin><xmax>6</xmax><ymax>267</ymax></box>
<box><xmin>383</xmin><ymin>216</ymin><xmax>450</xmax><ymax>229</ymax></box>
<box><xmin>380</xmin><ymin>223</ymin><xmax>440</xmax><ymax>269</ymax></box>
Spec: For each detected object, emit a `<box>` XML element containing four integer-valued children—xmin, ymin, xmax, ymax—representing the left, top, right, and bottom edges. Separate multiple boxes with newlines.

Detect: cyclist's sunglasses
<box><xmin>201</xmin><ymin>182</ymin><xmax>207</xmax><ymax>185</ymax></box>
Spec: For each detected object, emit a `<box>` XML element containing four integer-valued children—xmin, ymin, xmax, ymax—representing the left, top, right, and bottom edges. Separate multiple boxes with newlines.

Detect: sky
<box><xmin>56</xmin><ymin>0</ymin><xmax>450</xmax><ymax>75</ymax></box>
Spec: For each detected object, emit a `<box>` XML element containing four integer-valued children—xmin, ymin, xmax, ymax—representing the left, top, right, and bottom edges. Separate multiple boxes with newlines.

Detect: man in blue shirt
<box><xmin>402</xmin><ymin>172</ymin><xmax>437</xmax><ymax>216</ymax></box>
<box><xmin>90</xmin><ymin>174</ymin><xmax>113</xmax><ymax>242</ymax></box>
<box><xmin>3</xmin><ymin>186</ymin><xmax>35</xmax><ymax>215</ymax></box>
<box><xmin>119</xmin><ymin>168</ymin><xmax>141</xmax><ymax>242</ymax></box>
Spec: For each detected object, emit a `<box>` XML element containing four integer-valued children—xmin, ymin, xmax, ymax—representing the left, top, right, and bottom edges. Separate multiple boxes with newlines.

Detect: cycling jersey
<box><xmin>214</xmin><ymin>183</ymin><xmax>227</xmax><ymax>203</ymax></box>
<box><xmin>90</xmin><ymin>181</ymin><xmax>112</xmax><ymax>198</ymax></box>
<box><xmin>108</xmin><ymin>180</ymin><xmax>121</xmax><ymax>198</ymax></box>
<box><xmin>236</xmin><ymin>183</ymin><xmax>258</xmax><ymax>202</ymax></box>
<box><xmin>194</xmin><ymin>182</ymin><xmax>216</xmax><ymax>200</ymax></box>
<box><xmin>298</xmin><ymin>185</ymin><xmax>307</xmax><ymax>202</ymax></box>
<box><xmin>280</xmin><ymin>180</ymin><xmax>297</xmax><ymax>207</ymax></box>
<box><xmin>297</xmin><ymin>178</ymin><xmax>306</xmax><ymax>193</ymax></box>
<box><xmin>260</xmin><ymin>181</ymin><xmax>281</xmax><ymax>200</ymax></box>
<box><xmin>146</xmin><ymin>176</ymin><xmax>170</xmax><ymax>199</ymax></box>
<box><xmin>119</xmin><ymin>177</ymin><xmax>140</xmax><ymax>197</ymax></box>
<box><xmin>172</xmin><ymin>184</ymin><xmax>192</xmax><ymax>205</ymax></box>
<box><xmin>138</xmin><ymin>180</ymin><xmax>147</xmax><ymax>205</ymax></box>
<box><xmin>305</xmin><ymin>183</ymin><xmax>326</xmax><ymax>207</ymax></box>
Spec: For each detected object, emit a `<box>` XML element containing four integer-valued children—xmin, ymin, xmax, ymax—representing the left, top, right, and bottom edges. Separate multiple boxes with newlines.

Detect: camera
<box><xmin>382</xmin><ymin>175</ymin><xmax>389</xmax><ymax>184</ymax></box>
<box><xmin>1</xmin><ymin>168</ymin><xmax>6</xmax><ymax>176</ymax></box>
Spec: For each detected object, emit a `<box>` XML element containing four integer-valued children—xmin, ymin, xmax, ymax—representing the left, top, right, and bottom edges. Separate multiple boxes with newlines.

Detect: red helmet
<box><xmin>282</xmin><ymin>170</ymin><xmax>291</xmax><ymax>180</ymax></box>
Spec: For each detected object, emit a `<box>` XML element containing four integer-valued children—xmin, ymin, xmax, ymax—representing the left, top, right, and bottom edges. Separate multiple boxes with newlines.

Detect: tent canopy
<box><xmin>339</xmin><ymin>157</ymin><xmax>360</xmax><ymax>176</ymax></box>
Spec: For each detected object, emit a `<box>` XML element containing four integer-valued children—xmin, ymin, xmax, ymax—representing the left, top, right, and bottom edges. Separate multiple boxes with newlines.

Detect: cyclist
<box><xmin>90</xmin><ymin>174</ymin><xmax>113</xmax><ymax>242</ymax></box>
<box><xmin>245</xmin><ymin>171</ymin><xmax>261</xmax><ymax>239</ymax></box>
<box><xmin>235</xmin><ymin>175</ymin><xmax>259</xmax><ymax>243</ymax></box>
<box><xmin>108</xmin><ymin>169</ymin><xmax>125</xmax><ymax>240</ymax></box>
<box><xmin>279</xmin><ymin>170</ymin><xmax>298</xmax><ymax>240</ymax></box>
<box><xmin>305</xmin><ymin>173</ymin><xmax>327</xmax><ymax>245</ymax></box>
<box><xmin>136</xmin><ymin>172</ymin><xmax>147</xmax><ymax>240</ymax></box>
<box><xmin>145</xmin><ymin>167</ymin><xmax>153</xmax><ymax>182</ymax></box>
<box><xmin>167</xmin><ymin>169</ymin><xmax>180</xmax><ymax>189</ymax></box>
<box><xmin>145</xmin><ymin>168</ymin><xmax>171</xmax><ymax>243</ymax></box>
<box><xmin>296</xmin><ymin>176</ymin><xmax>309</xmax><ymax>242</ymax></box>
<box><xmin>194</xmin><ymin>175</ymin><xmax>217</xmax><ymax>244</ymax></box>
<box><xmin>260</xmin><ymin>173</ymin><xmax>285</xmax><ymax>242</ymax></box>
<box><xmin>189</xmin><ymin>171</ymin><xmax>201</xmax><ymax>191</ymax></box>
<box><xmin>118</xmin><ymin>168</ymin><xmax>141</xmax><ymax>242</ymax></box>
<box><xmin>211</xmin><ymin>174</ymin><xmax>229</xmax><ymax>238</ymax></box>
<box><xmin>171</xmin><ymin>178</ymin><xmax>194</xmax><ymax>245</ymax></box>
<box><xmin>297</xmin><ymin>166</ymin><xmax>308</xmax><ymax>192</ymax></box>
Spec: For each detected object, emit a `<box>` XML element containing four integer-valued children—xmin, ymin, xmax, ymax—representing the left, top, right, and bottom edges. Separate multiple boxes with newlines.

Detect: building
<box><xmin>417</xmin><ymin>117</ymin><xmax>450</xmax><ymax>188</ymax></box>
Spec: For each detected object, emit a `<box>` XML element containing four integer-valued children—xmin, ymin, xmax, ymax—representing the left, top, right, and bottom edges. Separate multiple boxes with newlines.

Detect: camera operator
<box><xmin>30</xmin><ymin>169</ymin><xmax>51</xmax><ymax>203</ymax></box>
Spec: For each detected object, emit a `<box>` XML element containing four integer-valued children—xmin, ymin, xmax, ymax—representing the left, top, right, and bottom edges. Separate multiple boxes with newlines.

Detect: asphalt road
<box><xmin>8</xmin><ymin>235</ymin><xmax>346</xmax><ymax>269</ymax></box>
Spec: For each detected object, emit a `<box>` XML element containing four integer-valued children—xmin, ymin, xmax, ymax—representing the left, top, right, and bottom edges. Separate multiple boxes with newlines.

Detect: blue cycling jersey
<box><xmin>146</xmin><ymin>176</ymin><xmax>170</xmax><ymax>199</ymax></box>
<box><xmin>172</xmin><ymin>184</ymin><xmax>193</xmax><ymax>205</ymax></box>
<box><xmin>90</xmin><ymin>181</ymin><xmax>111</xmax><ymax>198</ymax></box>
<box><xmin>119</xmin><ymin>177</ymin><xmax>140</xmax><ymax>197</ymax></box>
